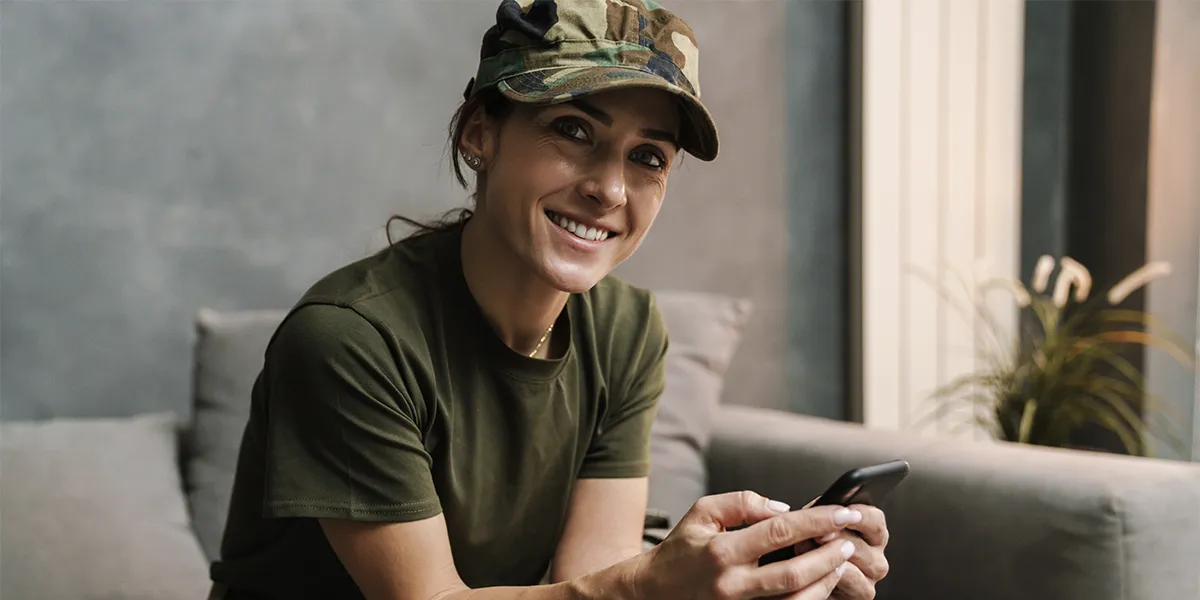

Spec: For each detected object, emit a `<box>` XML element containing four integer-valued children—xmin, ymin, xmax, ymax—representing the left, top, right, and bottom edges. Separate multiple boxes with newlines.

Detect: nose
<box><xmin>578</xmin><ymin>156</ymin><xmax>627</xmax><ymax>211</ymax></box>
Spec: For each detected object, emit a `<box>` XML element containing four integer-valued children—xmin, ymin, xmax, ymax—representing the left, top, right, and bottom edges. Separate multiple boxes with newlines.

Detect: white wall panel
<box><xmin>861</xmin><ymin>0</ymin><xmax>1025</xmax><ymax>436</ymax></box>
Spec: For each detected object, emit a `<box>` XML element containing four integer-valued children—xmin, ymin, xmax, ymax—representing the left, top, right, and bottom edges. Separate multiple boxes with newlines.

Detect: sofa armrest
<box><xmin>707</xmin><ymin>405</ymin><xmax>1200</xmax><ymax>600</ymax></box>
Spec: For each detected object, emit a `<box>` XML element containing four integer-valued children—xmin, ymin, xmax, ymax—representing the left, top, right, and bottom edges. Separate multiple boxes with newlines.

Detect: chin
<box><xmin>537</xmin><ymin>258</ymin><xmax>609</xmax><ymax>294</ymax></box>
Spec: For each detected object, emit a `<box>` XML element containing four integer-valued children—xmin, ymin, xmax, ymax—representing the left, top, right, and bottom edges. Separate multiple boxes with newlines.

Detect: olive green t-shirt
<box><xmin>209</xmin><ymin>223</ymin><xmax>668</xmax><ymax>598</ymax></box>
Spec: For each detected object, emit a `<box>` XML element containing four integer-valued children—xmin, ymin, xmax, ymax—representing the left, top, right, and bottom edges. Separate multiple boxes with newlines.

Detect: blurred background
<box><xmin>1</xmin><ymin>0</ymin><xmax>1196</xmax><ymax>458</ymax></box>
<box><xmin>3</xmin><ymin>1</ymin><xmax>1200</xmax><ymax>598</ymax></box>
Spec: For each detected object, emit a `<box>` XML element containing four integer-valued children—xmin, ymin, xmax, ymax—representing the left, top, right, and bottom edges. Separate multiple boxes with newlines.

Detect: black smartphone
<box><xmin>758</xmin><ymin>460</ymin><xmax>910</xmax><ymax>566</ymax></box>
<box><xmin>809</xmin><ymin>459</ymin><xmax>910</xmax><ymax>507</ymax></box>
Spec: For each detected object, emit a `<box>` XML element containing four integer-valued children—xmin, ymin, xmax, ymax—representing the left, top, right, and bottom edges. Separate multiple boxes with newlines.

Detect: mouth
<box><xmin>545</xmin><ymin>210</ymin><xmax>615</xmax><ymax>242</ymax></box>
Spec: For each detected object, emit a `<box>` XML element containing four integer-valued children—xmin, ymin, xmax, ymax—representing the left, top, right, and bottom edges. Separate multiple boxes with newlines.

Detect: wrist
<box><xmin>564</xmin><ymin>550</ymin><xmax>648</xmax><ymax>600</ymax></box>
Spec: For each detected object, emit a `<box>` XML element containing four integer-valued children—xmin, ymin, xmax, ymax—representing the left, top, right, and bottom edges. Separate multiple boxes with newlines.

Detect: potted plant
<box><xmin>915</xmin><ymin>256</ymin><xmax>1193</xmax><ymax>456</ymax></box>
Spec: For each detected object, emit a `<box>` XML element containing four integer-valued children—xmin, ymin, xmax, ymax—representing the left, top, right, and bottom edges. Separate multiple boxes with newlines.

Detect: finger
<box><xmin>744</xmin><ymin>538</ymin><xmax>856</xmax><ymax>598</ymax></box>
<box><xmin>680</xmin><ymin>490</ymin><xmax>793</xmax><ymax>532</ymax></box>
<box><xmin>842</xmin><ymin>505</ymin><xmax>889</xmax><ymax>547</ymax></box>
<box><xmin>722</xmin><ymin>505</ymin><xmax>862</xmax><ymax>564</ymax></box>
<box><xmin>843</xmin><ymin>536</ymin><xmax>890</xmax><ymax>582</ymax></box>
<box><xmin>793</xmin><ymin>537</ymin><xmax>820</xmax><ymax>556</ymax></box>
<box><xmin>780</xmin><ymin>567</ymin><xmax>845</xmax><ymax>600</ymax></box>
<box><xmin>794</xmin><ymin>530</ymin><xmax>848</xmax><ymax>563</ymax></box>
<box><xmin>832</xmin><ymin>562</ymin><xmax>876</xmax><ymax>600</ymax></box>
<box><xmin>803</xmin><ymin>525</ymin><xmax>846</xmax><ymax>549</ymax></box>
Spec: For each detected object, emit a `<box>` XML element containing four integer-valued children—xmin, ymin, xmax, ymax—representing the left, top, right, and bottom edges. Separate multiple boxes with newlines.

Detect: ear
<box><xmin>459</xmin><ymin>105</ymin><xmax>501</xmax><ymax>169</ymax></box>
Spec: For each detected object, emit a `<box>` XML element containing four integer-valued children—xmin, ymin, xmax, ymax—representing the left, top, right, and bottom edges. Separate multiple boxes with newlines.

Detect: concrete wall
<box><xmin>0</xmin><ymin>1</ymin><xmax>850</xmax><ymax>421</ymax></box>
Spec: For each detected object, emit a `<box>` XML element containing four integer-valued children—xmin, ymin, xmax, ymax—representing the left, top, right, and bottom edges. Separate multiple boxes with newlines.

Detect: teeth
<box><xmin>549</xmin><ymin>211</ymin><xmax>610</xmax><ymax>242</ymax></box>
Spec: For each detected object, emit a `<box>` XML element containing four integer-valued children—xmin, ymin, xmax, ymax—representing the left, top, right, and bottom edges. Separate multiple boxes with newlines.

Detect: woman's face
<box><xmin>463</xmin><ymin>87</ymin><xmax>681</xmax><ymax>293</ymax></box>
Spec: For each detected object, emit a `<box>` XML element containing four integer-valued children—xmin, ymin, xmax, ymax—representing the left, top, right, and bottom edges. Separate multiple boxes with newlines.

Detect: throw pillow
<box><xmin>186</xmin><ymin>308</ymin><xmax>286</xmax><ymax>561</ymax></box>
<box><xmin>648</xmin><ymin>291</ymin><xmax>753</xmax><ymax>527</ymax></box>
<box><xmin>0</xmin><ymin>413</ymin><xmax>211</xmax><ymax>600</ymax></box>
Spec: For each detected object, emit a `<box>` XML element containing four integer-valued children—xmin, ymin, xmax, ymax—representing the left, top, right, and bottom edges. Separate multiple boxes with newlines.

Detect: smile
<box><xmin>545</xmin><ymin>210</ymin><xmax>614</xmax><ymax>242</ymax></box>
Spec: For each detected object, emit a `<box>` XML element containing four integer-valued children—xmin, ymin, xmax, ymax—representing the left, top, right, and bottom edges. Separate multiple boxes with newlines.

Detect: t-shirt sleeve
<box><xmin>259</xmin><ymin>303</ymin><xmax>442</xmax><ymax>522</ymax></box>
<box><xmin>577</xmin><ymin>293</ymin><xmax>669</xmax><ymax>479</ymax></box>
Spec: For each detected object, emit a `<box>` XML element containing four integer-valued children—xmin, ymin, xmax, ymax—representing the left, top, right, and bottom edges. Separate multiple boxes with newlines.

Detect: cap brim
<box><xmin>496</xmin><ymin>67</ymin><xmax>719</xmax><ymax>162</ymax></box>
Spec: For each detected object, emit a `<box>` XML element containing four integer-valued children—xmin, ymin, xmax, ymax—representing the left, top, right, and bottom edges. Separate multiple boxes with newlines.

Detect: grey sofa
<box><xmin>3</xmin><ymin>294</ymin><xmax>1200</xmax><ymax>600</ymax></box>
<box><xmin>710</xmin><ymin>406</ymin><xmax>1200</xmax><ymax>600</ymax></box>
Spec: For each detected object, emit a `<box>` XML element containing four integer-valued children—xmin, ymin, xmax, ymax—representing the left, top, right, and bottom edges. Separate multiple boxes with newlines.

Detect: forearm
<box><xmin>548</xmin><ymin>476</ymin><xmax>651</xmax><ymax>585</ymax></box>
<box><xmin>440</xmin><ymin>554</ymin><xmax>643</xmax><ymax>600</ymax></box>
<box><xmin>549</xmin><ymin>545</ymin><xmax>645</xmax><ymax>584</ymax></box>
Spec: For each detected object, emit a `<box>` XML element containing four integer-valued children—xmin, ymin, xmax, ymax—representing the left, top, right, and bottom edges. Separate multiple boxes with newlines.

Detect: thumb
<box><xmin>679</xmin><ymin>491</ymin><xmax>792</xmax><ymax>531</ymax></box>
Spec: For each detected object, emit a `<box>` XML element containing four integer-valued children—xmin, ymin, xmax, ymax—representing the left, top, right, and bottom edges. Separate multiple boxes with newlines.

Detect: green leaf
<box><xmin>1141</xmin><ymin>412</ymin><xmax>1192</xmax><ymax>457</ymax></box>
<box><xmin>1097</xmin><ymin>309</ymin><xmax>1192</xmax><ymax>349</ymax></box>
<box><xmin>1017</xmin><ymin>398</ymin><xmax>1038</xmax><ymax>444</ymax></box>
<box><xmin>1088</xmin><ymin>375</ymin><xmax>1181</xmax><ymax>417</ymax></box>
<box><xmin>913</xmin><ymin>390</ymin><xmax>996</xmax><ymax>431</ymax></box>
<box><xmin>1085</xmin><ymin>408</ymin><xmax>1145</xmax><ymax>456</ymax></box>
<box><xmin>1030</xmin><ymin>297</ymin><xmax>1061</xmax><ymax>336</ymax></box>
<box><xmin>904</xmin><ymin>266</ymin><xmax>1010</xmax><ymax>363</ymax></box>
<box><xmin>927</xmin><ymin>372</ymin><xmax>992</xmax><ymax>399</ymax></box>
<box><xmin>1059</xmin><ymin>295</ymin><xmax>1110</xmax><ymax>333</ymax></box>
<box><xmin>1084</xmin><ymin>384</ymin><xmax>1149</xmax><ymax>438</ymax></box>
<box><xmin>1076</xmin><ymin>345</ymin><xmax>1147</xmax><ymax>388</ymax></box>
<box><xmin>1072</xmin><ymin>329</ymin><xmax>1193</xmax><ymax>367</ymax></box>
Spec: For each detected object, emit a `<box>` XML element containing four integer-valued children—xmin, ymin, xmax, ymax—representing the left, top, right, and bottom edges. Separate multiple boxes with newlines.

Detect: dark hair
<box><xmin>386</xmin><ymin>88</ymin><xmax>514</xmax><ymax>245</ymax></box>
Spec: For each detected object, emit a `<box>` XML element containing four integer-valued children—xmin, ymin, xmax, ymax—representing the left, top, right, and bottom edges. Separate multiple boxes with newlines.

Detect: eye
<box><xmin>553</xmin><ymin>118</ymin><xmax>589</xmax><ymax>142</ymax></box>
<box><xmin>630</xmin><ymin>148</ymin><xmax>666</xmax><ymax>170</ymax></box>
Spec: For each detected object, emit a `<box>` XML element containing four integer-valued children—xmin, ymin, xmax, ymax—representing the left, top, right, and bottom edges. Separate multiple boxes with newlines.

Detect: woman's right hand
<box><xmin>631</xmin><ymin>491</ymin><xmax>861</xmax><ymax>600</ymax></box>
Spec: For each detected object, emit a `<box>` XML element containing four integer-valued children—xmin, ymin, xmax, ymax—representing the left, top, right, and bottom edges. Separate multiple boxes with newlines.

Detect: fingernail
<box><xmin>767</xmin><ymin>500</ymin><xmax>791</xmax><ymax>513</ymax></box>
<box><xmin>840</xmin><ymin>540</ymin><xmax>856</xmax><ymax>559</ymax></box>
<box><xmin>833</xmin><ymin>508</ymin><xmax>863</xmax><ymax>525</ymax></box>
<box><xmin>836</xmin><ymin>563</ymin><xmax>848</xmax><ymax>577</ymax></box>
<box><xmin>819</xmin><ymin>532</ymin><xmax>838</xmax><ymax>543</ymax></box>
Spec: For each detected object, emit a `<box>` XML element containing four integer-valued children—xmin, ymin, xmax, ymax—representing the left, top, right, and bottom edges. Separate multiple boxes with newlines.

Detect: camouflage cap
<box><xmin>464</xmin><ymin>0</ymin><xmax>719</xmax><ymax>161</ymax></box>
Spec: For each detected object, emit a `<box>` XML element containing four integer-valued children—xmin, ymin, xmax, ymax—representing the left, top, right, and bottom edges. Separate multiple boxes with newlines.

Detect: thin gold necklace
<box><xmin>528</xmin><ymin>323</ymin><xmax>554</xmax><ymax>358</ymax></box>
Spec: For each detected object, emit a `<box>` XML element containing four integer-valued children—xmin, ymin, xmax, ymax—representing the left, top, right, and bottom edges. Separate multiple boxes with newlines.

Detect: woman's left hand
<box><xmin>794</xmin><ymin>503</ymin><xmax>889</xmax><ymax>599</ymax></box>
<box><xmin>825</xmin><ymin>503</ymin><xmax>889</xmax><ymax>599</ymax></box>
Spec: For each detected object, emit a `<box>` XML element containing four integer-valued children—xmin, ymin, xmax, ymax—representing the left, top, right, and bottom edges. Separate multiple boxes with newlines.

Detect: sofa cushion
<box><xmin>187</xmin><ymin>292</ymin><xmax>751</xmax><ymax>559</ymax></box>
<box><xmin>187</xmin><ymin>308</ymin><xmax>287</xmax><ymax>561</ymax></box>
<box><xmin>0</xmin><ymin>413</ymin><xmax>211</xmax><ymax>600</ymax></box>
<box><xmin>648</xmin><ymin>291</ymin><xmax>752</xmax><ymax>526</ymax></box>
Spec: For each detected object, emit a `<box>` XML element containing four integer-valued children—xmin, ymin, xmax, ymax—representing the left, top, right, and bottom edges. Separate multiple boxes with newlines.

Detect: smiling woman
<box><xmin>457</xmin><ymin>87</ymin><xmax>681</xmax><ymax>297</ymax></box>
<box><xmin>205</xmin><ymin>2</ymin><xmax>891</xmax><ymax>600</ymax></box>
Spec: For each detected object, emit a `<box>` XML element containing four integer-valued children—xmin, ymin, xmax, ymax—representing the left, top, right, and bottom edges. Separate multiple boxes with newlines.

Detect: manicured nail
<box><xmin>840</xmin><ymin>540</ymin><xmax>856</xmax><ymax>559</ymax></box>
<box><xmin>833</xmin><ymin>508</ymin><xmax>863</xmax><ymax>525</ymax></box>
<box><xmin>767</xmin><ymin>500</ymin><xmax>791</xmax><ymax>513</ymax></box>
<box><xmin>836</xmin><ymin>563</ymin><xmax>848</xmax><ymax>577</ymax></box>
<box><xmin>819</xmin><ymin>532</ymin><xmax>838</xmax><ymax>543</ymax></box>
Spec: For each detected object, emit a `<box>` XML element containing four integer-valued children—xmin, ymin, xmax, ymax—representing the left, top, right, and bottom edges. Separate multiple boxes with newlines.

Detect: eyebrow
<box><xmin>569</xmin><ymin>99</ymin><xmax>680</xmax><ymax>148</ymax></box>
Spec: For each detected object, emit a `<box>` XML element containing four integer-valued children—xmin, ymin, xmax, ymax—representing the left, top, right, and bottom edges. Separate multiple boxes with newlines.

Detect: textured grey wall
<box><xmin>0</xmin><ymin>1</ymin><xmax>849</xmax><ymax>421</ymax></box>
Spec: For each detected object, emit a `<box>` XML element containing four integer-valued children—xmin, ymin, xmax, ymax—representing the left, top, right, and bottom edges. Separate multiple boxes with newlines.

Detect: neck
<box><xmin>460</xmin><ymin>216</ymin><xmax>568</xmax><ymax>356</ymax></box>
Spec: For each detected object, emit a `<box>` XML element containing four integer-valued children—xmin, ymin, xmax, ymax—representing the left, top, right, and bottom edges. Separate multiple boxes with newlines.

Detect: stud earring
<box><xmin>462</xmin><ymin>153</ymin><xmax>482</xmax><ymax>170</ymax></box>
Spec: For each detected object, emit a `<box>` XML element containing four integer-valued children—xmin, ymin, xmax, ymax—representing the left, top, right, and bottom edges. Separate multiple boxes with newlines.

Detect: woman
<box><xmin>209</xmin><ymin>1</ymin><xmax>891</xmax><ymax>599</ymax></box>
